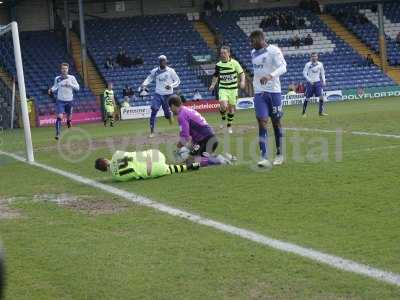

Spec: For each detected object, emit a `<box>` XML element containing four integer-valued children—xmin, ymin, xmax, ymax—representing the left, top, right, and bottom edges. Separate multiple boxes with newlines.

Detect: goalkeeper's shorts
<box><xmin>190</xmin><ymin>135</ymin><xmax>218</xmax><ymax>156</ymax></box>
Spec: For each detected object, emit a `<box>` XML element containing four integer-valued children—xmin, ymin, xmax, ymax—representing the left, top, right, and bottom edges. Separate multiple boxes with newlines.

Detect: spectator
<box><xmin>396</xmin><ymin>32</ymin><xmax>400</xmax><ymax>46</ymax></box>
<box><xmin>132</xmin><ymin>56</ymin><xmax>144</xmax><ymax>66</ymax></box>
<box><xmin>123</xmin><ymin>84</ymin><xmax>134</xmax><ymax>102</ymax></box>
<box><xmin>271</xmin><ymin>14</ymin><xmax>279</xmax><ymax>27</ymax></box>
<box><xmin>26</xmin><ymin>94</ymin><xmax>34</xmax><ymax>116</ymax></box>
<box><xmin>298</xmin><ymin>17</ymin><xmax>306</xmax><ymax>27</ymax></box>
<box><xmin>299</xmin><ymin>0</ymin><xmax>308</xmax><ymax>10</ymax></box>
<box><xmin>311</xmin><ymin>0</ymin><xmax>321</xmax><ymax>14</ymax></box>
<box><xmin>215</xmin><ymin>34</ymin><xmax>225</xmax><ymax>48</ymax></box>
<box><xmin>105</xmin><ymin>56</ymin><xmax>114</xmax><ymax>69</ymax></box>
<box><xmin>121</xmin><ymin>97</ymin><xmax>130</xmax><ymax>108</ymax></box>
<box><xmin>366</xmin><ymin>54</ymin><xmax>374</xmax><ymax>66</ymax></box>
<box><xmin>214</xmin><ymin>0</ymin><xmax>223</xmax><ymax>14</ymax></box>
<box><xmin>139</xmin><ymin>86</ymin><xmax>149</xmax><ymax>97</ymax></box>
<box><xmin>116</xmin><ymin>48</ymin><xmax>125</xmax><ymax>66</ymax></box>
<box><xmin>287</xmin><ymin>83</ymin><xmax>297</xmax><ymax>96</ymax></box>
<box><xmin>116</xmin><ymin>48</ymin><xmax>132</xmax><ymax>68</ymax></box>
<box><xmin>279</xmin><ymin>14</ymin><xmax>288</xmax><ymax>30</ymax></box>
<box><xmin>203</xmin><ymin>0</ymin><xmax>213</xmax><ymax>16</ymax></box>
<box><xmin>291</xmin><ymin>35</ymin><xmax>301</xmax><ymax>48</ymax></box>
<box><xmin>260</xmin><ymin>17</ymin><xmax>269</xmax><ymax>29</ymax></box>
<box><xmin>304</xmin><ymin>34</ymin><xmax>314</xmax><ymax>46</ymax></box>
<box><xmin>300</xmin><ymin>0</ymin><xmax>321</xmax><ymax>14</ymax></box>
<box><xmin>193</xmin><ymin>89</ymin><xmax>203</xmax><ymax>101</ymax></box>
<box><xmin>359</xmin><ymin>14</ymin><xmax>368</xmax><ymax>25</ymax></box>
<box><xmin>296</xmin><ymin>82</ymin><xmax>305</xmax><ymax>94</ymax></box>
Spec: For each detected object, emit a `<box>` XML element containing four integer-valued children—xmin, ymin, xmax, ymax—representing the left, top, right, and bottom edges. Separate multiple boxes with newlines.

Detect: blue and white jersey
<box><xmin>303</xmin><ymin>61</ymin><xmax>326</xmax><ymax>84</ymax></box>
<box><xmin>142</xmin><ymin>66</ymin><xmax>180</xmax><ymax>96</ymax></box>
<box><xmin>50</xmin><ymin>74</ymin><xmax>80</xmax><ymax>102</ymax></box>
<box><xmin>251</xmin><ymin>44</ymin><xmax>287</xmax><ymax>94</ymax></box>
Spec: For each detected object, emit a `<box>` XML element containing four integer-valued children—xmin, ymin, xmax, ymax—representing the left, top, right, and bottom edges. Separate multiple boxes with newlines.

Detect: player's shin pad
<box><xmin>227</xmin><ymin>113</ymin><xmax>234</xmax><ymax>127</ymax></box>
<box><xmin>55</xmin><ymin>117</ymin><xmax>62</xmax><ymax>136</ymax></box>
<box><xmin>259</xmin><ymin>126</ymin><xmax>268</xmax><ymax>159</ymax></box>
<box><xmin>220</xmin><ymin>109</ymin><xmax>227</xmax><ymax>121</ymax></box>
<box><xmin>302</xmin><ymin>99</ymin><xmax>308</xmax><ymax>114</ymax></box>
<box><xmin>319</xmin><ymin>99</ymin><xmax>324</xmax><ymax>114</ymax></box>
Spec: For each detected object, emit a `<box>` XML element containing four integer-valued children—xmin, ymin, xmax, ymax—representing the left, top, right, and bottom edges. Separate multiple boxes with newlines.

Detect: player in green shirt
<box><xmin>94</xmin><ymin>149</ymin><xmax>200</xmax><ymax>181</ymax></box>
<box><xmin>209</xmin><ymin>46</ymin><xmax>245</xmax><ymax>134</ymax></box>
<box><xmin>103</xmin><ymin>82</ymin><xmax>116</xmax><ymax>127</ymax></box>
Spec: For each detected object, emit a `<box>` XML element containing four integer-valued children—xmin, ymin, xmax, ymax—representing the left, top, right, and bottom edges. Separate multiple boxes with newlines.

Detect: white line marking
<box><xmin>284</xmin><ymin>127</ymin><xmax>400</xmax><ymax>139</ymax></box>
<box><xmin>1</xmin><ymin>150</ymin><xmax>400</xmax><ymax>287</ymax></box>
<box><xmin>351</xmin><ymin>131</ymin><xmax>400</xmax><ymax>139</ymax></box>
<box><xmin>344</xmin><ymin>144</ymin><xmax>400</xmax><ymax>154</ymax></box>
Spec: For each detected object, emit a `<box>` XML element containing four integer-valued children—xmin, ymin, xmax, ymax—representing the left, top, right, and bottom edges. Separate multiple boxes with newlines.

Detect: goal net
<box><xmin>0</xmin><ymin>22</ymin><xmax>34</xmax><ymax>162</ymax></box>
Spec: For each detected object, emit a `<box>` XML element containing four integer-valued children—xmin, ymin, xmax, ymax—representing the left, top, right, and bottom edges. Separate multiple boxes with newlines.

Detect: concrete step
<box><xmin>69</xmin><ymin>31</ymin><xmax>106</xmax><ymax>93</ymax></box>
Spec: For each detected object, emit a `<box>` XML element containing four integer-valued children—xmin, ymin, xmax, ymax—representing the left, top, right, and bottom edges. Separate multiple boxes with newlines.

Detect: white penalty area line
<box><xmin>1</xmin><ymin>150</ymin><xmax>400</xmax><ymax>287</ymax></box>
<box><xmin>284</xmin><ymin>127</ymin><xmax>400</xmax><ymax>139</ymax></box>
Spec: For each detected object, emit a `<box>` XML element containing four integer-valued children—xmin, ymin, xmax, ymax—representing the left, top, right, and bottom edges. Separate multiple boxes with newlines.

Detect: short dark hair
<box><xmin>250</xmin><ymin>30</ymin><xmax>265</xmax><ymax>40</ymax></box>
<box><xmin>61</xmin><ymin>62</ymin><xmax>69</xmax><ymax>68</ymax></box>
<box><xmin>220</xmin><ymin>45</ymin><xmax>230</xmax><ymax>53</ymax></box>
<box><xmin>95</xmin><ymin>158</ymin><xmax>108</xmax><ymax>172</ymax></box>
<box><xmin>168</xmin><ymin>94</ymin><xmax>182</xmax><ymax>107</ymax></box>
<box><xmin>311</xmin><ymin>52</ymin><xmax>318</xmax><ymax>56</ymax></box>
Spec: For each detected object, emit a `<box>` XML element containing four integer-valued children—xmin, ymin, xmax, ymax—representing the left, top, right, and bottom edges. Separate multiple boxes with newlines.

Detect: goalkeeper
<box><xmin>94</xmin><ymin>149</ymin><xmax>200</xmax><ymax>181</ymax></box>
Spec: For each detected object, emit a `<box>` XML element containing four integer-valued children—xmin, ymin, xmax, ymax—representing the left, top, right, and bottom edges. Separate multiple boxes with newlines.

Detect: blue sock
<box><xmin>319</xmin><ymin>99</ymin><xmax>324</xmax><ymax>114</ymax></box>
<box><xmin>273</xmin><ymin>125</ymin><xmax>283</xmax><ymax>155</ymax></box>
<box><xmin>149</xmin><ymin>109</ymin><xmax>158</xmax><ymax>133</ymax></box>
<box><xmin>302</xmin><ymin>99</ymin><xmax>308</xmax><ymax>114</ymax></box>
<box><xmin>258</xmin><ymin>126</ymin><xmax>268</xmax><ymax>159</ymax></box>
<box><xmin>55</xmin><ymin>117</ymin><xmax>61</xmax><ymax>136</ymax></box>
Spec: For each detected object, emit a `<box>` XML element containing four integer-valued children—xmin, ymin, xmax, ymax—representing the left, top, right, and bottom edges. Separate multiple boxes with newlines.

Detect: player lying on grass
<box><xmin>94</xmin><ymin>149</ymin><xmax>200</xmax><ymax>181</ymax></box>
<box><xmin>168</xmin><ymin>95</ymin><xmax>234</xmax><ymax>166</ymax></box>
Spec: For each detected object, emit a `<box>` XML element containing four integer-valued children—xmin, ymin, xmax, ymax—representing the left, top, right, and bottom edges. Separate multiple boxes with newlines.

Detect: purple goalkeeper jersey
<box><xmin>177</xmin><ymin>106</ymin><xmax>214</xmax><ymax>143</ymax></box>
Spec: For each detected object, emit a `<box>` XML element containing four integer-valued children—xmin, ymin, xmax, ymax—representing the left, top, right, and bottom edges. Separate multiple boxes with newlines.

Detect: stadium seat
<box><xmin>204</xmin><ymin>7</ymin><xmax>396</xmax><ymax>92</ymax></box>
<box><xmin>0</xmin><ymin>31</ymin><xmax>98</xmax><ymax>116</ymax></box>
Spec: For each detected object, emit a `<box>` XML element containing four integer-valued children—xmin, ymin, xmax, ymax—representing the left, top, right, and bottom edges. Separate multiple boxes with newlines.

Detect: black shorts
<box><xmin>190</xmin><ymin>135</ymin><xmax>218</xmax><ymax>156</ymax></box>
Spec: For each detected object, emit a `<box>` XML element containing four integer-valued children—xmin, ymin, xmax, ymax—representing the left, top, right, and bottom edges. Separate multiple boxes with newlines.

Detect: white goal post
<box><xmin>0</xmin><ymin>22</ymin><xmax>34</xmax><ymax>162</ymax></box>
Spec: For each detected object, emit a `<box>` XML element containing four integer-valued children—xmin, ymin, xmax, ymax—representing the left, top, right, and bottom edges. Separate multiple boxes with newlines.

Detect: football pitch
<box><xmin>1</xmin><ymin>98</ymin><xmax>400</xmax><ymax>299</ymax></box>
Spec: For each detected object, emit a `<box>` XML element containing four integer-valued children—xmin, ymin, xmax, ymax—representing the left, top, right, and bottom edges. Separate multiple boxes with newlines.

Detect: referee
<box><xmin>48</xmin><ymin>63</ymin><xmax>80</xmax><ymax>140</ymax></box>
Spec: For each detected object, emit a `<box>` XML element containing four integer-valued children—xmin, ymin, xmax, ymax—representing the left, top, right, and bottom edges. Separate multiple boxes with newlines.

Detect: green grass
<box><xmin>1</xmin><ymin>98</ymin><xmax>400</xmax><ymax>299</ymax></box>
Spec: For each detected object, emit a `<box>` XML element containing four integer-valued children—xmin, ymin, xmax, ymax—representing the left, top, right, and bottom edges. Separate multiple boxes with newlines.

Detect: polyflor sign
<box><xmin>183</xmin><ymin>100</ymin><xmax>220</xmax><ymax>112</ymax></box>
<box><xmin>282</xmin><ymin>90</ymin><xmax>343</xmax><ymax>106</ymax></box>
<box><xmin>235</xmin><ymin>90</ymin><xmax>343</xmax><ymax>110</ymax></box>
<box><xmin>38</xmin><ymin>112</ymin><xmax>102</xmax><ymax>127</ymax></box>
<box><xmin>342</xmin><ymin>85</ymin><xmax>400</xmax><ymax>101</ymax></box>
<box><xmin>121</xmin><ymin>106</ymin><xmax>165</xmax><ymax>120</ymax></box>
